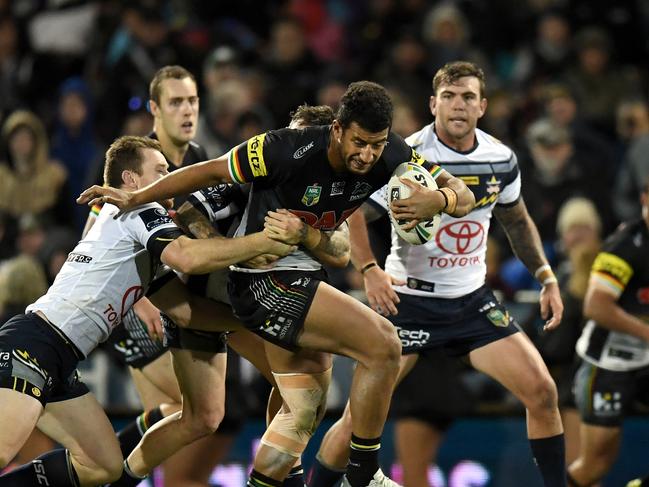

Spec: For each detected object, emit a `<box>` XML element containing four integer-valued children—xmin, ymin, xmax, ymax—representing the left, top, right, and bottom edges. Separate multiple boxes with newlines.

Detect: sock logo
<box><xmin>34</xmin><ymin>460</ymin><xmax>50</xmax><ymax>486</ymax></box>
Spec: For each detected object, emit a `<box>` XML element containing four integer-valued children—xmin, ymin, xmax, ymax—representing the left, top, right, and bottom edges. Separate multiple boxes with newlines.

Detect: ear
<box><xmin>429</xmin><ymin>95</ymin><xmax>437</xmax><ymax>117</ymax></box>
<box><xmin>478</xmin><ymin>98</ymin><xmax>488</xmax><ymax>119</ymax></box>
<box><xmin>121</xmin><ymin>170</ymin><xmax>137</xmax><ymax>188</ymax></box>
<box><xmin>332</xmin><ymin>119</ymin><xmax>343</xmax><ymax>143</ymax></box>
<box><xmin>148</xmin><ymin>99</ymin><xmax>159</xmax><ymax>117</ymax></box>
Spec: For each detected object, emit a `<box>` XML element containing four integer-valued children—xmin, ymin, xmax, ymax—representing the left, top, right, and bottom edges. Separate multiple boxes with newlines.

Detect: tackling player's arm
<box><xmin>583</xmin><ymin>251</ymin><xmax>649</xmax><ymax>341</ymax></box>
<box><xmin>493</xmin><ymin>197</ymin><xmax>563</xmax><ymax>329</ymax></box>
<box><xmin>160</xmin><ymin>233</ymin><xmax>295</xmax><ymax>275</ymax></box>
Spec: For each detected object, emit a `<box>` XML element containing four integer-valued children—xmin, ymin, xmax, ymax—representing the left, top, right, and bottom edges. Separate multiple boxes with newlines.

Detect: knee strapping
<box><xmin>261</xmin><ymin>368</ymin><xmax>332</xmax><ymax>457</ymax></box>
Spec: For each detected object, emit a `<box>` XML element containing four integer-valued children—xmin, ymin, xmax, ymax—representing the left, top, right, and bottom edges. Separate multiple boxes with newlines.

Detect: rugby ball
<box><xmin>387</xmin><ymin>162</ymin><xmax>442</xmax><ymax>245</ymax></box>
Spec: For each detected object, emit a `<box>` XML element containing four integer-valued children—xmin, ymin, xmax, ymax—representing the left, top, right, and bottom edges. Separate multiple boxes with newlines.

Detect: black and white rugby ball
<box><xmin>387</xmin><ymin>162</ymin><xmax>442</xmax><ymax>245</ymax></box>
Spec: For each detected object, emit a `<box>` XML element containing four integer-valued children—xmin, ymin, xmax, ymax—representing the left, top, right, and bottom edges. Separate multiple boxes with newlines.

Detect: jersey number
<box><xmin>290</xmin><ymin>207</ymin><xmax>358</xmax><ymax>231</ymax></box>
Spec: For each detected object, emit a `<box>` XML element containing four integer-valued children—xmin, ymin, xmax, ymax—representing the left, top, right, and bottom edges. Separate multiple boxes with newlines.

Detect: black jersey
<box><xmin>149</xmin><ymin>133</ymin><xmax>208</xmax><ymax>209</ymax></box>
<box><xmin>576</xmin><ymin>219</ymin><xmax>649</xmax><ymax>370</ymax></box>
<box><xmin>227</xmin><ymin>125</ymin><xmax>436</xmax><ymax>271</ymax></box>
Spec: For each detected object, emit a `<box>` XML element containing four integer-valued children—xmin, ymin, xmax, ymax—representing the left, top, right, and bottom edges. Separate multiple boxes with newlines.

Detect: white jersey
<box><xmin>27</xmin><ymin>203</ymin><xmax>181</xmax><ymax>356</ymax></box>
<box><xmin>369</xmin><ymin>123</ymin><xmax>521</xmax><ymax>298</ymax></box>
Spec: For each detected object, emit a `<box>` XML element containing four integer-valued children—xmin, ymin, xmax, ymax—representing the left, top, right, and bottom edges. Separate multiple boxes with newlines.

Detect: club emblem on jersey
<box><xmin>330</xmin><ymin>181</ymin><xmax>346</xmax><ymax>196</ymax></box>
<box><xmin>486</xmin><ymin>175</ymin><xmax>501</xmax><ymax>194</ymax></box>
<box><xmin>350</xmin><ymin>182</ymin><xmax>373</xmax><ymax>201</ymax></box>
<box><xmin>302</xmin><ymin>184</ymin><xmax>322</xmax><ymax>206</ymax></box>
<box><xmin>486</xmin><ymin>308</ymin><xmax>510</xmax><ymax>327</ymax></box>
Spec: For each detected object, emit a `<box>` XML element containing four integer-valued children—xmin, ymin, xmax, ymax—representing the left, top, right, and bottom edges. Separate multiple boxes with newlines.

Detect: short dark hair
<box><xmin>290</xmin><ymin>104</ymin><xmax>335</xmax><ymax>126</ymax></box>
<box><xmin>336</xmin><ymin>81</ymin><xmax>393</xmax><ymax>132</ymax></box>
<box><xmin>433</xmin><ymin>61</ymin><xmax>486</xmax><ymax>98</ymax></box>
<box><xmin>104</xmin><ymin>136</ymin><xmax>161</xmax><ymax>187</ymax></box>
<box><xmin>149</xmin><ymin>65</ymin><xmax>196</xmax><ymax>104</ymax></box>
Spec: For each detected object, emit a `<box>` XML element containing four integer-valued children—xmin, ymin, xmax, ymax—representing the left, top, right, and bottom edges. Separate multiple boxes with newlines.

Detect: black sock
<box><xmin>529</xmin><ymin>434</ymin><xmax>566</xmax><ymax>487</ymax></box>
<box><xmin>0</xmin><ymin>449</ymin><xmax>79</xmax><ymax>487</ymax></box>
<box><xmin>283</xmin><ymin>465</ymin><xmax>305</xmax><ymax>487</ymax></box>
<box><xmin>248</xmin><ymin>469</ymin><xmax>283</xmax><ymax>487</ymax></box>
<box><xmin>308</xmin><ymin>455</ymin><xmax>345</xmax><ymax>487</ymax></box>
<box><xmin>116</xmin><ymin>406</ymin><xmax>164</xmax><ymax>457</ymax></box>
<box><xmin>105</xmin><ymin>459</ymin><xmax>147</xmax><ymax>487</ymax></box>
<box><xmin>346</xmin><ymin>434</ymin><xmax>381</xmax><ymax>487</ymax></box>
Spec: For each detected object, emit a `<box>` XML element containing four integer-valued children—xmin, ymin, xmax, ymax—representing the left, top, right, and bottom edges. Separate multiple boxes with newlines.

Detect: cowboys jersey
<box><xmin>226</xmin><ymin>125</ymin><xmax>435</xmax><ymax>272</ymax></box>
<box><xmin>576</xmin><ymin>219</ymin><xmax>649</xmax><ymax>371</ymax></box>
<box><xmin>368</xmin><ymin>123</ymin><xmax>520</xmax><ymax>298</ymax></box>
<box><xmin>27</xmin><ymin>203</ymin><xmax>182</xmax><ymax>356</ymax></box>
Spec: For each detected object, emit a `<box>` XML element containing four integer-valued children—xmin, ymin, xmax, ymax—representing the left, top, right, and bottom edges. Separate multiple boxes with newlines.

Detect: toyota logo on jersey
<box><xmin>435</xmin><ymin>221</ymin><xmax>485</xmax><ymax>255</ymax></box>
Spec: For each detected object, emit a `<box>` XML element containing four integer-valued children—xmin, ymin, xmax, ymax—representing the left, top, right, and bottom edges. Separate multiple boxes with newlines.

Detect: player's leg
<box><xmin>121</xmin><ymin>347</ymin><xmax>227</xmax><ymax>481</ymax></box>
<box><xmin>0</xmin><ymin>389</ymin><xmax>42</xmax><ymax>470</ymax></box>
<box><xmin>33</xmin><ymin>392</ymin><xmax>123</xmax><ymax>486</ymax></box>
<box><xmin>469</xmin><ymin>332</ymin><xmax>564</xmax><ymax>486</ymax></box>
<box><xmin>567</xmin><ymin>424</ymin><xmax>620</xmax><ymax>486</ymax></box>
<box><xmin>308</xmin><ymin>353</ymin><xmax>419</xmax><ymax>487</ymax></box>
<box><xmin>117</xmin><ymin>353</ymin><xmax>180</xmax><ymax>457</ymax></box>
<box><xmin>567</xmin><ymin>362</ymin><xmax>631</xmax><ymax>486</ymax></box>
<box><xmin>394</xmin><ymin>419</ymin><xmax>445</xmax><ymax>487</ymax></box>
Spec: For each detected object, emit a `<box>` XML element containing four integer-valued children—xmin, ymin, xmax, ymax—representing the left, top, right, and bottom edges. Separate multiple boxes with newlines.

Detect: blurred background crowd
<box><xmin>1</xmin><ymin>0</ymin><xmax>649</xmax><ymax>478</ymax></box>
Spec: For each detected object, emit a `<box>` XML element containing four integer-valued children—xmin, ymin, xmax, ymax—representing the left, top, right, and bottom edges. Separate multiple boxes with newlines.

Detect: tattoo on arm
<box><xmin>176</xmin><ymin>203</ymin><xmax>219</xmax><ymax>239</ymax></box>
<box><xmin>320</xmin><ymin>222</ymin><xmax>350</xmax><ymax>258</ymax></box>
<box><xmin>493</xmin><ymin>198</ymin><xmax>547</xmax><ymax>272</ymax></box>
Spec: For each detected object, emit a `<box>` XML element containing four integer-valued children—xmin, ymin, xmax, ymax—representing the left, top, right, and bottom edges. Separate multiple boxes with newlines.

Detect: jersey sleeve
<box><xmin>384</xmin><ymin>131</ymin><xmax>442</xmax><ymax>178</ymax></box>
<box><xmin>226</xmin><ymin>129</ymin><xmax>299</xmax><ymax>185</ymax></box>
<box><xmin>186</xmin><ymin>184</ymin><xmax>240</xmax><ymax>223</ymax></box>
<box><xmin>125</xmin><ymin>204</ymin><xmax>184</xmax><ymax>260</ymax></box>
<box><xmin>367</xmin><ymin>185</ymin><xmax>389</xmax><ymax>213</ymax></box>
<box><xmin>590</xmin><ymin>235</ymin><xmax>635</xmax><ymax>298</ymax></box>
<box><xmin>496</xmin><ymin>151</ymin><xmax>521</xmax><ymax>206</ymax></box>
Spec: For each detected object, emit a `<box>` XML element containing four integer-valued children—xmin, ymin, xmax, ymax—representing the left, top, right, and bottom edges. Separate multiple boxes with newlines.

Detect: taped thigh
<box><xmin>261</xmin><ymin>368</ymin><xmax>332</xmax><ymax>457</ymax></box>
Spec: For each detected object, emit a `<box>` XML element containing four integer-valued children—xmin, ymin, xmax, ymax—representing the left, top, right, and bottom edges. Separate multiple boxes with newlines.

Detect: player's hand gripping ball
<box><xmin>387</xmin><ymin>162</ymin><xmax>442</xmax><ymax>245</ymax></box>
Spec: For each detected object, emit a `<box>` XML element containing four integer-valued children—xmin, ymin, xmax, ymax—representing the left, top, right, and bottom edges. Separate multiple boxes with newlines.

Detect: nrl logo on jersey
<box><xmin>294</xmin><ymin>141</ymin><xmax>315</xmax><ymax>159</ymax></box>
<box><xmin>301</xmin><ymin>184</ymin><xmax>322</xmax><ymax>206</ymax></box>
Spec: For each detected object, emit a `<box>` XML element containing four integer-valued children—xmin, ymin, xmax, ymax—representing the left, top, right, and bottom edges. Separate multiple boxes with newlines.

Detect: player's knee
<box><xmin>0</xmin><ymin>447</ymin><xmax>15</xmax><ymax>469</ymax></box>
<box><xmin>367</xmin><ymin>316</ymin><xmax>401</xmax><ymax>365</ymax></box>
<box><xmin>274</xmin><ymin>369</ymin><xmax>331</xmax><ymax>435</ymax></box>
<box><xmin>185</xmin><ymin>402</ymin><xmax>225</xmax><ymax>437</ymax></box>
<box><xmin>525</xmin><ymin>374</ymin><xmax>558</xmax><ymax>414</ymax></box>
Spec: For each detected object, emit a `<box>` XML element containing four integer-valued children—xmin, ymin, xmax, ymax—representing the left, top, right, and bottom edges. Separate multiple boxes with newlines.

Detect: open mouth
<box><xmin>181</xmin><ymin>121</ymin><xmax>194</xmax><ymax>131</ymax></box>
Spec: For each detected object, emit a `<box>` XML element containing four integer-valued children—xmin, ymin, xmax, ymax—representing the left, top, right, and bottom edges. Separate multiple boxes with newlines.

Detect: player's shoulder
<box><xmin>187</xmin><ymin>140</ymin><xmax>208</xmax><ymax>161</ymax></box>
<box><xmin>474</xmin><ymin>128</ymin><xmax>515</xmax><ymax>160</ymax></box>
<box><xmin>122</xmin><ymin>202</ymin><xmax>173</xmax><ymax>231</ymax></box>
<box><xmin>603</xmin><ymin>219</ymin><xmax>648</xmax><ymax>257</ymax></box>
<box><xmin>265</xmin><ymin>125</ymin><xmax>329</xmax><ymax>150</ymax></box>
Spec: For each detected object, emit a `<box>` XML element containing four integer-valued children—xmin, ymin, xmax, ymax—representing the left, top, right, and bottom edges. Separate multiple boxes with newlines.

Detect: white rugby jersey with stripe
<box><xmin>27</xmin><ymin>203</ymin><xmax>181</xmax><ymax>356</ymax></box>
<box><xmin>368</xmin><ymin>123</ymin><xmax>521</xmax><ymax>298</ymax></box>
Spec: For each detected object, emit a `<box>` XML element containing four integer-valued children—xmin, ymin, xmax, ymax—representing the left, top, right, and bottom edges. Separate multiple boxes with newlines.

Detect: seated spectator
<box><xmin>0</xmin><ymin>110</ymin><xmax>72</xmax><ymax>229</ymax></box>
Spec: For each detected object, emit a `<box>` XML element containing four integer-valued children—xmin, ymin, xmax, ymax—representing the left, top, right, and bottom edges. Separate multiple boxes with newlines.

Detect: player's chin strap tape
<box><xmin>261</xmin><ymin>367</ymin><xmax>332</xmax><ymax>458</ymax></box>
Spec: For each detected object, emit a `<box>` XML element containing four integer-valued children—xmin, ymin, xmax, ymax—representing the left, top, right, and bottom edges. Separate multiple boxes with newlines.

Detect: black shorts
<box><xmin>0</xmin><ymin>313</ymin><xmax>89</xmax><ymax>405</ymax></box>
<box><xmin>390</xmin><ymin>350</ymin><xmax>473</xmax><ymax>429</ymax></box>
<box><xmin>228</xmin><ymin>269</ymin><xmax>326</xmax><ymax>350</ymax></box>
<box><xmin>390</xmin><ymin>286</ymin><xmax>519</xmax><ymax>356</ymax></box>
<box><xmin>105</xmin><ymin>309</ymin><xmax>167</xmax><ymax>369</ymax></box>
<box><xmin>573</xmin><ymin>361</ymin><xmax>649</xmax><ymax>427</ymax></box>
<box><xmin>162</xmin><ymin>313</ymin><xmax>227</xmax><ymax>354</ymax></box>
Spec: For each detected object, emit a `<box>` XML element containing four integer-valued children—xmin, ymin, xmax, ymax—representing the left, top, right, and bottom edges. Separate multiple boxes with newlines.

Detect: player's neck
<box><xmin>326</xmin><ymin>130</ymin><xmax>345</xmax><ymax>172</ymax></box>
<box><xmin>156</xmin><ymin>129</ymin><xmax>189</xmax><ymax>168</ymax></box>
<box><xmin>434</xmin><ymin>124</ymin><xmax>476</xmax><ymax>153</ymax></box>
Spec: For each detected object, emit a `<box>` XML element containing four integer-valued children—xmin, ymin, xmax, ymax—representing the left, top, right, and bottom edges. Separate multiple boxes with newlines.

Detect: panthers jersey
<box><xmin>576</xmin><ymin>219</ymin><xmax>649</xmax><ymax>371</ymax></box>
<box><xmin>368</xmin><ymin>123</ymin><xmax>520</xmax><ymax>298</ymax></box>
<box><xmin>27</xmin><ymin>203</ymin><xmax>182</xmax><ymax>356</ymax></box>
<box><xmin>227</xmin><ymin>125</ymin><xmax>436</xmax><ymax>272</ymax></box>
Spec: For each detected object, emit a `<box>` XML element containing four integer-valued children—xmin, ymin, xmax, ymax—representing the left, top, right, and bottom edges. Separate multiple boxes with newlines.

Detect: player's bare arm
<box><xmin>390</xmin><ymin>169</ymin><xmax>474</xmax><ymax>228</ymax></box>
<box><xmin>493</xmin><ymin>197</ymin><xmax>563</xmax><ymax>330</ymax></box>
<box><xmin>175</xmin><ymin>200</ymin><xmax>220</xmax><ymax>238</ymax></box>
<box><xmin>161</xmin><ymin>233</ymin><xmax>296</xmax><ymax>274</ymax></box>
<box><xmin>584</xmin><ymin>284</ymin><xmax>649</xmax><ymax>342</ymax></box>
<box><xmin>77</xmin><ymin>154</ymin><xmax>232</xmax><ymax>211</ymax></box>
<box><xmin>264</xmin><ymin>208</ymin><xmax>351</xmax><ymax>268</ymax></box>
<box><xmin>348</xmin><ymin>209</ymin><xmax>404</xmax><ymax>316</ymax></box>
